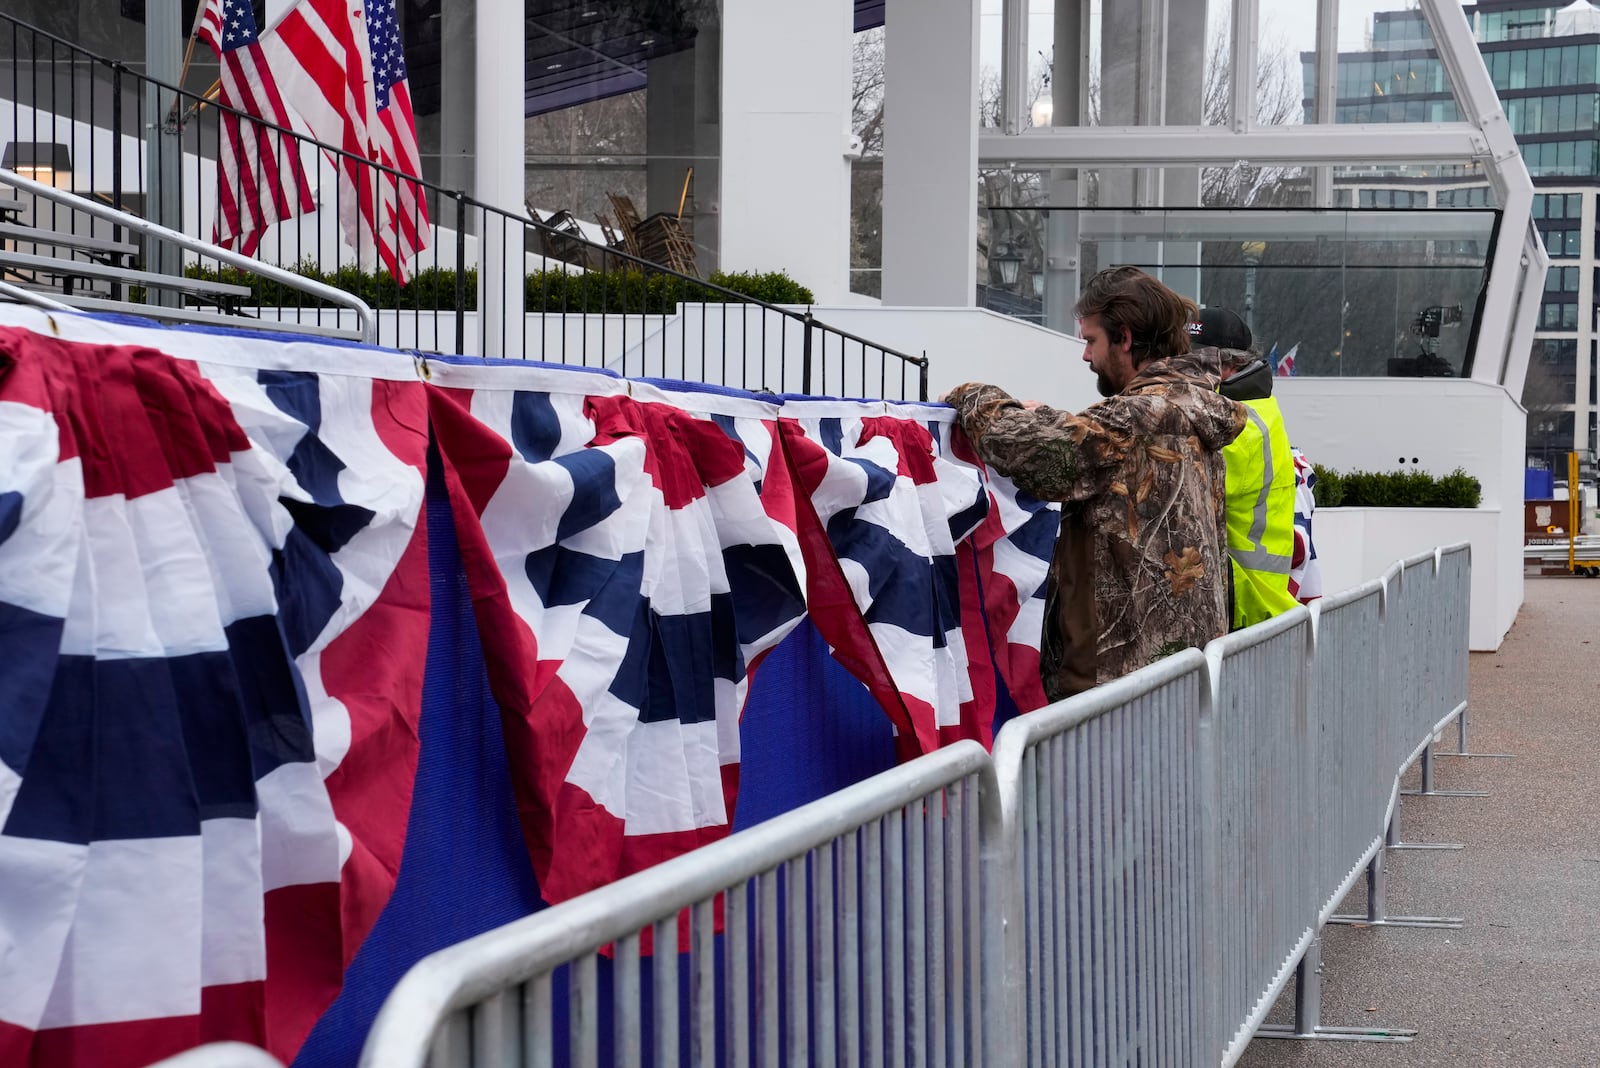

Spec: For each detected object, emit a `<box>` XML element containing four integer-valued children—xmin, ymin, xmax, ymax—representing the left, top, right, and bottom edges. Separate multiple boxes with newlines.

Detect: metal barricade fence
<box><xmin>1377</xmin><ymin>561</ymin><xmax>1411</xmax><ymax>782</ymax></box>
<box><xmin>358</xmin><ymin>740</ymin><xmax>1005</xmax><ymax>1068</ymax></box>
<box><xmin>1202</xmin><ymin>608</ymin><xmax>1317</xmax><ymax>1065</ymax></box>
<box><xmin>988</xmin><ymin>651</ymin><xmax>1212</xmax><ymax>1068</ymax></box>
<box><xmin>1397</xmin><ymin>543</ymin><xmax>1477</xmax><ymax>798</ymax></box>
<box><xmin>1305</xmin><ymin>581</ymin><xmax>1390</xmax><ymax>923</ymax></box>
<box><xmin>1395</xmin><ymin>549</ymin><xmax>1446</xmax><ymax>766</ymax></box>
<box><xmin>350</xmin><ymin>547</ymin><xmax>1473</xmax><ymax>1068</ymax></box>
<box><xmin>1435</xmin><ymin>544</ymin><xmax>1472</xmax><ymax>731</ymax></box>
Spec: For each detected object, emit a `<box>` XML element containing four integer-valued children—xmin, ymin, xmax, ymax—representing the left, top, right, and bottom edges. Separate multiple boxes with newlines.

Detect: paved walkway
<box><xmin>1239</xmin><ymin>574</ymin><xmax>1600</xmax><ymax>1067</ymax></box>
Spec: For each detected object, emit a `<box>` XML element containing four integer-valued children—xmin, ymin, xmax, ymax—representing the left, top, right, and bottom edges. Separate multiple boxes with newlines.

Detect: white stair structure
<box><xmin>0</xmin><ymin>167</ymin><xmax>373</xmax><ymax>342</ymax></box>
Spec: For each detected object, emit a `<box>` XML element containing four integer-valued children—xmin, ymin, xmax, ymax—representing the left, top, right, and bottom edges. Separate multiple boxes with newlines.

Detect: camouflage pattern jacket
<box><xmin>946</xmin><ymin>353</ymin><xmax>1245</xmax><ymax>701</ymax></box>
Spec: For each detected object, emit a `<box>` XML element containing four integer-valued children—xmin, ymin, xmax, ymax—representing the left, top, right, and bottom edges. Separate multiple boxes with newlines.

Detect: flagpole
<box><xmin>166</xmin><ymin>0</ymin><xmax>213</xmax><ymax>128</ymax></box>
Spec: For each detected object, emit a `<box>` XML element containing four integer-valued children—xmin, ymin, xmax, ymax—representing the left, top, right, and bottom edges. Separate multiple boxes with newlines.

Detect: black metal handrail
<box><xmin>0</xmin><ymin>11</ymin><xmax>928</xmax><ymax>399</ymax></box>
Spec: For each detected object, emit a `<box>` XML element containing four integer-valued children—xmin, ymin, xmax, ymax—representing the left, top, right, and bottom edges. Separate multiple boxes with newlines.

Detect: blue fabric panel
<box><xmin>818</xmin><ymin>418</ymin><xmax>844</xmax><ymax>453</ymax></box>
<box><xmin>294</xmin><ymin>448</ymin><xmax>545</xmax><ymax>1068</ymax></box>
<box><xmin>734</xmin><ymin>618</ymin><xmax>898</xmax><ymax>831</ymax></box>
<box><xmin>2</xmin><ymin>654</ymin><xmax>95</xmax><ymax>843</ymax></box>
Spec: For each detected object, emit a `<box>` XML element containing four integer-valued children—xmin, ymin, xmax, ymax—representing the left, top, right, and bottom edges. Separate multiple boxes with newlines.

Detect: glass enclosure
<box><xmin>981</xmin><ymin>206</ymin><xmax>1500</xmax><ymax>379</ymax></box>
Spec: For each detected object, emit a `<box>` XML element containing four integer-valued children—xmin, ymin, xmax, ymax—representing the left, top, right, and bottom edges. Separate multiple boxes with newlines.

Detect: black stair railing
<box><xmin>0</xmin><ymin>12</ymin><xmax>928</xmax><ymax>400</ymax></box>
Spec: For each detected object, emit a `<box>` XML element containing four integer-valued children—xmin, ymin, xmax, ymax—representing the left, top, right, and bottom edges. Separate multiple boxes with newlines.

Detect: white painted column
<box><xmin>720</xmin><ymin>0</ymin><xmax>853</xmax><ymax>302</ymax></box>
<box><xmin>1043</xmin><ymin>0</ymin><xmax>1086</xmax><ymax>332</ymax></box>
<box><xmin>881</xmin><ymin>0</ymin><xmax>979</xmax><ymax>307</ymax></box>
<box><xmin>437</xmin><ymin>0</ymin><xmax>477</xmax><ymax>196</ymax></box>
<box><xmin>145</xmin><ymin>0</ymin><xmax>183</xmax><ymax>305</ymax></box>
<box><xmin>476</xmin><ymin>0</ymin><xmax>525</xmax><ymax>357</ymax></box>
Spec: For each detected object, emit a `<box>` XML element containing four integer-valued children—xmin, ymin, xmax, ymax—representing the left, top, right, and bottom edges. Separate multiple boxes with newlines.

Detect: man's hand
<box><xmin>1022</xmin><ymin>399</ymin><xmax>1044</xmax><ymax>411</ymax></box>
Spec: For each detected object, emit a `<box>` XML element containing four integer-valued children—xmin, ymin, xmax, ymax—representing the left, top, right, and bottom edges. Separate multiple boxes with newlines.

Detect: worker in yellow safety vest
<box><xmin>1189</xmin><ymin>308</ymin><xmax>1299</xmax><ymax>631</ymax></box>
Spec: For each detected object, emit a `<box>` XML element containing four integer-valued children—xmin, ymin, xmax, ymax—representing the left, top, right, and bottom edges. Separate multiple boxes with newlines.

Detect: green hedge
<box><xmin>1312</xmin><ymin>465</ymin><xmax>1481</xmax><ymax>509</ymax></box>
<box><xmin>178</xmin><ymin>261</ymin><xmax>813</xmax><ymax>313</ymax></box>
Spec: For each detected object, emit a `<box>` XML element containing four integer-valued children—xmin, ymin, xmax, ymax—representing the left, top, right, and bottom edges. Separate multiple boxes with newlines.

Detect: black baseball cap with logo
<box><xmin>1187</xmin><ymin>307</ymin><xmax>1253</xmax><ymax>352</ymax></box>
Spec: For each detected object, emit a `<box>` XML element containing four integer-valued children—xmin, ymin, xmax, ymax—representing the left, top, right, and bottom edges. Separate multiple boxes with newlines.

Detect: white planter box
<box><xmin>1314</xmin><ymin>506</ymin><xmax>1518</xmax><ymax>651</ymax></box>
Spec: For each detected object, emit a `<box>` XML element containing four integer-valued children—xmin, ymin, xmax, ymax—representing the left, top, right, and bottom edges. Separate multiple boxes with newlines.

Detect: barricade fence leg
<box><xmin>1402</xmin><ymin>744</ymin><xmax>1489</xmax><ymax>800</ymax></box>
<box><xmin>1389</xmin><ymin>773</ymin><xmax>1465</xmax><ymax>851</ymax></box>
<box><xmin>1328</xmin><ymin>837</ymin><xmax>1462</xmax><ymax>930</ymax></box>
<box><xmin>1436</xmin><ymin>704</ymin><xmax>1515</xmax><ymax>760</ymax></box>
<box><xmin>1254</xmin><ymin>935</ymin><xmax>1417</xmax><ymax>1043</ymax></box>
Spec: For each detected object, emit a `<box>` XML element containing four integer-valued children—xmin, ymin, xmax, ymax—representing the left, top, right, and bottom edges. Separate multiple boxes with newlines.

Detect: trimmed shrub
<box><xmin>707</xmin><ymin>269</ymin><xmax>814</xmax><ymax>305</ymax></box>
<box><xmin>1312</xmin><ymin>465</ymin><xmax>1481</xmax><ymax>508</ymax></box>
<box><xmin>178</xmin><ymin>262</ymin><xmax>812</xmax><ymax>313</ymax></box>
<box><xmin>1312</xmin><ymin>464</ymin><xmax>1344</xmax><ymax>508</ymax></box>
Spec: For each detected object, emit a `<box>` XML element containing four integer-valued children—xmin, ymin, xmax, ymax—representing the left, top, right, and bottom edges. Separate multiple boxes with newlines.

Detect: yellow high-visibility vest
<box><xmin>1222</xmin><ymin>396</ymin><xmax>1298</xmax><ymax>630</ymax></box>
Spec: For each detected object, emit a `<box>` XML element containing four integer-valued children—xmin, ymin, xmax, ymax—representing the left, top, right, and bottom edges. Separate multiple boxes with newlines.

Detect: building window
<box><xmin>1545</xmin><ymin>265</ymin><xmax>1581</xmax><ymax>293</ymax></box>
<box><xmin>1543</xmin><ymin>228</ymin><xmax>1582</xmax><ymax>257</ymax></box>
<box><xmin>1537</xmin><ymin>192</ymin><xmax>1585</xmax><ymax>220</ymax></box>
<box><xmin>1521</xmin><ymin>140</ymin><xmax>1600</xmax><ymax>177</ymax></box>
<box><xmin>1357</xmin><ymin>188</ymin><xmax>1429</xmax><ymax>208</ymax></box>
<box><xmin>1540</xmin><ymin>301</ymin><xmax>1580</xmax><ymax>329</ymax></box>
<box><xmin>1438</xmin><ymin>186</ymin><xmax>1493</xmax><ymax>208</ymax></box>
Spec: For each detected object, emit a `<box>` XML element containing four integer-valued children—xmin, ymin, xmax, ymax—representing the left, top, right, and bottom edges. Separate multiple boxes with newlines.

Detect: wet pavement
<box><xmin>1239</xmin><ymin>574</ymin><xmax>1600</xmax><ymax>1067</ymax></box>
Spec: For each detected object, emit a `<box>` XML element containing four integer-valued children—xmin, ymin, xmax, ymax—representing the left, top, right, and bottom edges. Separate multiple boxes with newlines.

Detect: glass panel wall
<box><xmin>851</xmin><ymin>25</ymin><xmax>886</xmax><ymax>296</ymax></box>
<box><xmin>422</xmin><ymin>2</ymin><xmax>722</xmax><ymax>272</ymax></box>
<box><xmin>981</xmin><ymin>206</ymin><xmax>1499</xmax><ymax>378</ymax></box>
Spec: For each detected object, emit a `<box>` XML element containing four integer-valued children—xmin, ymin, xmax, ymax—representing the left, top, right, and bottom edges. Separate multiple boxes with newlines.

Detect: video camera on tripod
<box><xmin>1387</xmin><ymin>303</ymin><xmax>1463</xmax><ymax>377</ymax></box>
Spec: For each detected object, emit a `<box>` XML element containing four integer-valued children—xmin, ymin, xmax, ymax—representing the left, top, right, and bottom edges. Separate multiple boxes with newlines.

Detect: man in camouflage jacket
<box><xmin>945</xmin><ymin>267</ymin><xmax>1246</xmax><ymax>701</ymax></box>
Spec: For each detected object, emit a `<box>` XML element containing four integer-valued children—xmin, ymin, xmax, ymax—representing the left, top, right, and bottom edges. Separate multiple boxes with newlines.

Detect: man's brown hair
<box><xmin>1074</xmin><ymin>266</ymin><xmax>1199</xmax><ymax>366</ymax></box>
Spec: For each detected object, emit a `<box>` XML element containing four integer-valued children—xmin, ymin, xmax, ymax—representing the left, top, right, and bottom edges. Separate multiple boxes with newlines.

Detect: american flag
<box><xmin>1276</xmin><ymin>342</ymin><xmax>1299</xmax><ymax>377</ymax></box>
<box><xmin>362</xmin><ymin>0</ymin><xmax>432</xmax><ymax>280</ymax></box>
<box><xmin>256</xmin><ymin>0</ymin><xmax>427</xmax><ymax>281</ymax></box>
<box><xmin>197</xmin><ymin>0</ymin><xmax>317</xmax><ymax>256</ymax></box>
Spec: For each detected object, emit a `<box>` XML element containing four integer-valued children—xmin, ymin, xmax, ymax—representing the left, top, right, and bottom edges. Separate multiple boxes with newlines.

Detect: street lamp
<box><xmin>992</xmin><ymin>243</ymin><xmax>1022</xmax><ymax>288</ymax></box>
<box><xmin>1240</xmin><ymin>240</ymin><xmax>1266</xmax><ymax>336</ymax></box>
<box><xmin>1032</xmin><ymin>47</ymin><xmax>1054</xmax><ymax>128</ymax></box>
<box><xmin>2</xmin><ymin>142</ymin><xmax>72</xmax><ymax>188</ymax></box>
